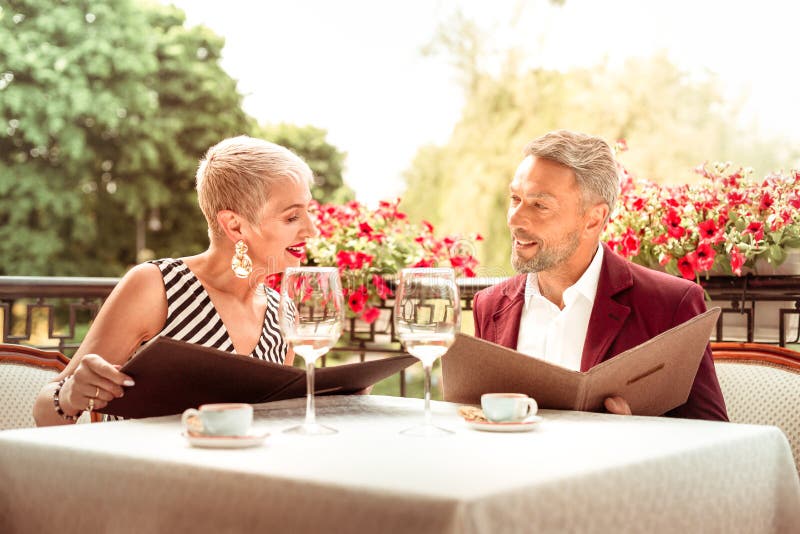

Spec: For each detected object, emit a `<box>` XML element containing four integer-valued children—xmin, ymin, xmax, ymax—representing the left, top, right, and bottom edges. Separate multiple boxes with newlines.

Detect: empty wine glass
<box><xmin>279</xmin><ymin>267</ymin><xmax>344</xmax><ymax>435</ymax></box>
<box><xmin>394</xmin><ymin>267</ymin><xmax>460</xmax><ymax>436</ymax></box>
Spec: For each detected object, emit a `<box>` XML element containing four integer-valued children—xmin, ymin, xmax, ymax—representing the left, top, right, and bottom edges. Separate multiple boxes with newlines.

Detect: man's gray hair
<box><xmin>524</xmin><ymin>130</ymin><xmax>618</xmax><ymax>217</ymax></box>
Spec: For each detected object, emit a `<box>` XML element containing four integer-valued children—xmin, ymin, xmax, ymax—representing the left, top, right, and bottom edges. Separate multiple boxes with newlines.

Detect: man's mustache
<box><xmin>511</xmin><ymin>232</ymin><xmax>539</xmax><ymax>242</ymax></box>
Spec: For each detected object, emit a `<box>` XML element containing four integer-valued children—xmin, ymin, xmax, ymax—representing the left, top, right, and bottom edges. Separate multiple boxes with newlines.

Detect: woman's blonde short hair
<box><xmin>196</xmin><ymin>136</ymin><xmax>312</xmax><ymax>237</ymax></box>
<box><xmin>524</xmin><ymin>130</ymin><xmax>619</xmax><ymax>217</ymax></box>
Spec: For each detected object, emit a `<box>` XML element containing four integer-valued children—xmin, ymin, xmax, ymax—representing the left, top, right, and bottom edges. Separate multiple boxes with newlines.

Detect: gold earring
<box><xmin>231</xmin><ymin>240</ymin><xmax>253</xmax><ymax>278</ymax></box>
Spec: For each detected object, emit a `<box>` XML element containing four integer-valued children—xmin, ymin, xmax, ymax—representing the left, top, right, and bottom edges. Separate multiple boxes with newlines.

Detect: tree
<box><xmin>0</xmin><ymin>0</ymin><xmax>250</xmax><ymax>275</ymax></box>
<box><xmin>0</xmin><ymin>0</ymin><xmax>158</xmax><ymax>275</ymax></box>
<box><xmin>256</xmin><ymin>123</ymin><xmax>354</xmax><ymax>204</ymax></box>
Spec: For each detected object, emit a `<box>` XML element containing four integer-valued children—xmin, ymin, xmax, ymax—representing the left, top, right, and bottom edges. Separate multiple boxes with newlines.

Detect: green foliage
<box><xmin>0</xmin><ymin>0</ymin><xmax>251</xmax><ymax>275</ymax></box>
<box><xmin>1</xmin><ymin>0</ymin><xmax>156</xmax><ymax>275</ymax></box>
<box><xmin>256</xmin><ymin>123</ymin><xmax>354</xmax><ymax>204</ymax></box>
<box><xmin>403</xmin><ymin>52</ymin><xmax>800</xmax><ymax>274</ymax></box>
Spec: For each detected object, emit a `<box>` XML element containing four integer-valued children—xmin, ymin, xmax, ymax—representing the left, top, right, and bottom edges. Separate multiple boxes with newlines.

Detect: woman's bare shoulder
<box><xmin>100</xmin><ymin>263</ymin><xmax>167</xmax><ymax>334</ymax></box>
<box><xmin>74</xmin><ymin>262</ymin><xmax>168</xmax><ymax>364</ymax></box>
<box><xmin>120</xmin><ymin>261</ymin><xmax>164</xmax><ymax>289</ymax></box>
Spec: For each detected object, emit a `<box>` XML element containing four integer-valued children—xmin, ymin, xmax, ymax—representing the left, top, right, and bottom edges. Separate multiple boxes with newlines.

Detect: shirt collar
<box><xmin>524</xmin><ymin>244</ymin><xmax>604</xmax><ymax>306</ymax></box>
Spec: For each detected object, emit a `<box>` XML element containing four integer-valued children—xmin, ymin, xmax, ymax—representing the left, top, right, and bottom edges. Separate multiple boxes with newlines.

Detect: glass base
<box><xmin>283</xmin><ymin>423</ymin><xmax>338</xmax><ymax>436</ymax></box>
<box><xmin>400</xmin><ymin>423</ymin><xmax>453</xmax><ymax>437</ymax></box>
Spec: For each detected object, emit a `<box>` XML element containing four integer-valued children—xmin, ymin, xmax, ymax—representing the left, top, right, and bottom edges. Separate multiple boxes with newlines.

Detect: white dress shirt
<box><xmin>516</xmin><ymin>245</ymin><xmax>604</xmax><ymax>371</ymax></box>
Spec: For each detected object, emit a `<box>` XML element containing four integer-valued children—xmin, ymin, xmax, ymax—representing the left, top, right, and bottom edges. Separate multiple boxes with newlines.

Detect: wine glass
<box><xmin>394</xmin><ymin>267</ymin><xmax>461</xmax><ymax>436</ymax></box>
<box><xmin>279</xmin><ymin>266</ymin><xmax>344</xmax><ymax>435</ymax></box>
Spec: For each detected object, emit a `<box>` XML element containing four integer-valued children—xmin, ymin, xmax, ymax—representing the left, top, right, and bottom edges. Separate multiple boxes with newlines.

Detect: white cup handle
<box><xmin>181</xmin><ymin>408</ymin><xmax>202</xmax><ymax>433</ymax></box>
<box><xmin>524</xmin><ymin>398</ymin><xmax>538</xmax><ymax>417</ymax></box>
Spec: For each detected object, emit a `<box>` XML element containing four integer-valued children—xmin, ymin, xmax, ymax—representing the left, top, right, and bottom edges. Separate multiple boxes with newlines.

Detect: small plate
<box><xmin>183</xmin><ymin>431</ymin><xmax>269</xmax><ymax>449</ymax></box>
<box><xmin>465</xmin><ymin>415</ymin><xmax>543</xmax><ymax>433</ymax></box>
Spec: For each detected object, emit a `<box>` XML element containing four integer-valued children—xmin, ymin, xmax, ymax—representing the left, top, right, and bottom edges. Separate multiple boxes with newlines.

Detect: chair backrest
<box><xmin>711</xmin><ymin>342</ymin><xmax>800</xmax><ymax>473</ymax></box>
<box><xmin>0</xmin><ymin>344</ymin><xmax>92</xmax><ymax>429</ymax></box>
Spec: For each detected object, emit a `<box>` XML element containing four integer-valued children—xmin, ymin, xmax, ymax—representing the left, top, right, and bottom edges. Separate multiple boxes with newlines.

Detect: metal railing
<box><xmin>2</xmin><ymin>273</ymin><xmax>799</xmax><ymax>359</ymax></box>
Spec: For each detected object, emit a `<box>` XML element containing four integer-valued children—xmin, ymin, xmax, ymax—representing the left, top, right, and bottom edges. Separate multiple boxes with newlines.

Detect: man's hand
<box><xmin>604</xmin><ymin>396</ymin><xmax>632</xmax><ymax>415</ymax></box>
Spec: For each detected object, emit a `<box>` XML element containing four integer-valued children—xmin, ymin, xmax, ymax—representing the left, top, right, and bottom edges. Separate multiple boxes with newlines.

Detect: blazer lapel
<box><xmin>580</xmin><ymin>244</ymin><xmax>633</xmax><ymax>371</ymax></box>
<box><xmin>489</xmin><ymin>275</ymin><xmax>527</xmax><ymax>349</ymax></box>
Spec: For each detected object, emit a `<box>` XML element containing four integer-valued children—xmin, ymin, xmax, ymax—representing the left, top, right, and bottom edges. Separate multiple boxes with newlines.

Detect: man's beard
<box><xmin>511</xmin><ymin>230</ymin><xmax>581</xmax><ymax>273</ymax></box>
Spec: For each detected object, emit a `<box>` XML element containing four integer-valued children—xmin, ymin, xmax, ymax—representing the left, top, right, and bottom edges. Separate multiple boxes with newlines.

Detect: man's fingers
<box><xmin>604</xmin><ymin>396</ymin><xmax>632</xmax><ymax>415</ymax></box>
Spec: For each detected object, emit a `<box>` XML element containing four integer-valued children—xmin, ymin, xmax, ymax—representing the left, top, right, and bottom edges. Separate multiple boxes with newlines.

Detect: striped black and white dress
<box><xmin>104</xmin><ymin>258</ymin><xmax>286</xmax><ymax>422</ymax></box>
<box><xmin>150</xmin><ymin>258</ymin><xmax>287</xmax><ymax>362</ymax></box>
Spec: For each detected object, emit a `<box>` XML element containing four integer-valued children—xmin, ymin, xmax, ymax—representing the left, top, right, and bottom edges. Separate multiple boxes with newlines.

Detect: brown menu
<box><xmin>102</xmin><ymin>337</ymin><xmax>417</xmax><ymax>419</ymax></box>
<box><xmin>441</xmin><ymin>307</ymin><xmax>721</xmax><ymax>416</ymax></box>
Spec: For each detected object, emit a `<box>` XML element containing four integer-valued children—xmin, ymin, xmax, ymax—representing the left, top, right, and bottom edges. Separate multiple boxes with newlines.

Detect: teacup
<box><xmin>181</xmin><ymin>403</ymin><xmax>253</xmax><ymax>436</ymax></box>
<box><xmin>481</xmin><ymin>393</ymin><xmax>538</xmax><ymax>423</ymax></box>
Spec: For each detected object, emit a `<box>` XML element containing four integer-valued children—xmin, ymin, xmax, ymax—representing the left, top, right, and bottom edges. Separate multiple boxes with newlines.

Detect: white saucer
<box><xmin>465</xmin><ymin>415</ymin><xmax>543</xmax><ymax>433</ymax></box>
<box><xmin>183</xmin><ymin>431</ymin><xmax>269</xmax><ymax>449</ymax></box>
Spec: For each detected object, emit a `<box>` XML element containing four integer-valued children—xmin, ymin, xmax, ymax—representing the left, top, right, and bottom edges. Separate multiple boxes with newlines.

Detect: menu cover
<box><xmin>441</xmin><ymin>307</ymin><xmax>721</xmax><ymax>416</ymax></box>
<box><xmin>102</xmin><ymin>337</ymin><xmax>417</xmax><ymax>419</ymax></box>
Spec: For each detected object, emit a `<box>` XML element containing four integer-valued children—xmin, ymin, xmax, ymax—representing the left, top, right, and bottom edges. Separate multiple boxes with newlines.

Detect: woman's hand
<box><xmin>60</xmin><ymin>354</ymin><xmax>135</xmax><ymax>415</ymax></box>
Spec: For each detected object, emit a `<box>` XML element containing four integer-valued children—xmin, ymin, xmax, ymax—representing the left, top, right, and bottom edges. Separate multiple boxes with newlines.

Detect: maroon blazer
<box><xmin>472</xmin><ymin>243</ymin><xmax>728</xmax><ymax>421</ymax></box>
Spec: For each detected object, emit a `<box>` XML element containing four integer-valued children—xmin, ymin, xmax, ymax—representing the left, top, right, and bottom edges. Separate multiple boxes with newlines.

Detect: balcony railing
<box><xmin>2</xmin><ymin>273</ymin><xmax>798</xmax><ymax>362</ymax></box>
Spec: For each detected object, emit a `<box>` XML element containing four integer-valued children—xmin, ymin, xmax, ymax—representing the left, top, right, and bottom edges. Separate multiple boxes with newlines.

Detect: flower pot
<box><xmin>751</xmin><ymin>249</ymin><xmax>800</xmax><ymax>276</ymax></box>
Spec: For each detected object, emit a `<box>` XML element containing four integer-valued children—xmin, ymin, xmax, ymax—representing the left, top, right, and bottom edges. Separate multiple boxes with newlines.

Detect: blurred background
<box><xmin>2</xmin><ymin>0</ymin><xmax>799</xmax><ymax>278</ymax></box>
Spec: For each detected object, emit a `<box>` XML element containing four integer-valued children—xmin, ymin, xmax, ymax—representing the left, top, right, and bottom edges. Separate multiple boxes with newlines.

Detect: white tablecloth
<box><xmin>1</xmin><ymin>395</ymin><xmax>798</xmax><ymax>533</ymax></box>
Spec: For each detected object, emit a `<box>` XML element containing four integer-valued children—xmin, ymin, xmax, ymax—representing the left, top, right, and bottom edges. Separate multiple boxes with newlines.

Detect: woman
<box><xmin>34</xmin><ymin>136</ymin><xmax>316</xmax><ymax>426</ymax></box>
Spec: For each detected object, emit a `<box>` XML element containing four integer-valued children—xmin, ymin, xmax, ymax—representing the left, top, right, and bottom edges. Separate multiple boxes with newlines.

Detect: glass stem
<box><xmin>305</xmin><ymin>359</ymin><xmax>316</xmax><ymax>427</ymax></box>
<box><xmin>423</xmin><ymin>363</ymin><xmax>432</xmax><ymax>427</ymax></box>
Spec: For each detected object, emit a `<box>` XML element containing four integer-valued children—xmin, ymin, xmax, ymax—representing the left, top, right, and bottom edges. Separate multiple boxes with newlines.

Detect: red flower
<box><xmin>743</xmin><ymin>221</ymin><xmax>764</xmax><ymax>242</ymax></box>
<box><xmin>698</xmin><ymin>219</ymin><xmax>717</xmax><ymax>239</ymax></box>
<box><xmin>663</xmin><ymin>209</ymin><xmax>685</xmax><ymax>238</ymax></box>
<box><xmin>759</xmin><ymin>192</ymin><xmax>774</xmax><ymax>212</ymax></box>
<box><xmin>689</xmin><ymin>242</ymin><xmax>716</xmax><ymax>272</ymax></box>
<box><xmin>723</xmin><ymin>172</ymin><xmax>742</xmax><ymax>187</ymax></box>
<box><xmin>717</xmin><ymin>209</ymin><xmax>729</xmax><ymax>228</ymax></box>
<box><xmin>729</xmin><ymin>248</ymin><xmax>745</xmax><ymax>276</ymax></box>
<box><xmin>726</xmin><ymin>190</ymin><xmax>746</xmax><ymax>207</ymax></box>
<box><xmin>348</xmin><ymin>287</ymin><xmax>367</xmax><ymax>314</ymax></box>
<box><xmin>677</xmin><ymin>255</ymin><xmax>696</xmax><ymax>280</ymax></box>
<box><xmin>336</xmin><ymin>250</ymin><xmax>375</xmax><ymax>270</ymax></box>
<box><xmin>372</xmin><ymin>274</ymin><xmax>393</xmax><ymax>300</ymax></box>
<box><xmin>449</xmin><ymin>256</ymin><xmax>466</xmax><ymax>268</ymax></box>
<box><xmin>412</xmin><ymin>259</ymin><xmax>435</xmax><ymax>268</ymax></box>
<box><xmin>358</xmin><ymin>222</ymin><xmax>375</xmax><ymax>237</ymax></box>
<box><xmin>264</xmin><ymin>272</ymin><xmax>283</xmax><ymax>291</ymax></box>
<box><xmin>361</xmin><ymin>307</ymin><xmax>381</xmax><ymax>324</ymax></box>
<box><xmin>698</xmin><ymin>219</ymin><xmax>724</xmax><ymax>244</ymax></box>
<box><xmin>421</xmin><ymin>220</ymin><xmax>434</xmax><ymax>233</ymax></box>
<box><xmin>620</xmin><ymin>228</ymin><xmax>640</xmax><ymax>258</ymax></box>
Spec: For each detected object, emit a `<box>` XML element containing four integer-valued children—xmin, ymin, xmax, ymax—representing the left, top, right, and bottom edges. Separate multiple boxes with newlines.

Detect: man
<box><xmin>472</xmin><ymin>130</ymin><xmax>728</xmax><ymax>420</ymax></box>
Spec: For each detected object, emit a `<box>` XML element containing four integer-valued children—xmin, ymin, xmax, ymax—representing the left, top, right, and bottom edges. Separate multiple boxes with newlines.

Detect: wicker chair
<box><xmin>711</xmin><ymin>342</ymin><xmax>800</xmax><ymax>473</ymax></box>
<box><xmin>0</xmin><ymin>344</ymin><xmax>92</xmax><ymax>429</ymax></box>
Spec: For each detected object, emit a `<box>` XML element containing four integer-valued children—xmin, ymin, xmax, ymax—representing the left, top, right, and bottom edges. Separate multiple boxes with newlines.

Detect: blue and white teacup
<box><xmin>481</xmin><ymin>393</ymin><xmax>538</xmax><ymax>423</ymax></box>
<box><xmin>181</xmin><ymin>403</ymin><xmax>253</xmax><ymax>436</ymax></box>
